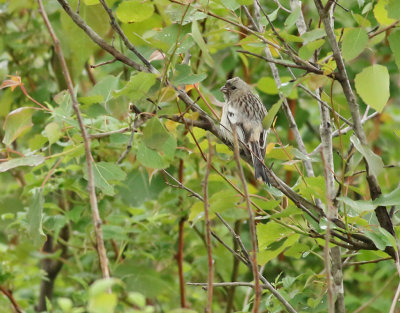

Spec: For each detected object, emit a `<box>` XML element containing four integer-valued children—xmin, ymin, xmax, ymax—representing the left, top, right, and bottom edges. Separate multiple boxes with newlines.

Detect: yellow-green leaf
<box><xmin>355</xmin><ymin>64</ymin><xmax>390</xmax><ymax>112</ymax></box>
<box><xmin>116</xmin><ymin>0</ymin><xmax>154</xmax><ymax>23</ymax></box>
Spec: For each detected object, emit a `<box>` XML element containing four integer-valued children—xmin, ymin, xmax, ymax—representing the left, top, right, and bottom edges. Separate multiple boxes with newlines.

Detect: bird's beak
<box><xmin>220</xmin><ymin>85</ymin><xmax>228</xmax><ymax>94</ymax></box>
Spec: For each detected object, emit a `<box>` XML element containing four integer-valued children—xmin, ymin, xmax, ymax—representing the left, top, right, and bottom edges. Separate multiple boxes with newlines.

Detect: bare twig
<box><xmin>237</xmin><ymin>49</ymin><xmax>325</xmax><ymax>75</ymax></box>
<box><xmin>203</xmin><ymin>135</ymin><xmax>214</xmax><ymax>313</ymax></box>
<box><xmin>368</xmin><ymin>20</ymin><xmax>400</xmax><ymax>39</ymax></box>
<box><xmin>343</xmin><ymin>257</ymin><xmax>391</xmax><ymax>267</ymax></box>
<box><xmin>232</xmin><ymin>125</ymin><xmax>261</xmax><ymax>313</ymax></box>
<box><xmin>90</xmin><ymin>58</ymin><xmax>117</xmax><ymax>68</ymax></box>
<box><xmin>38</xmin><ymin>0</ymin><xmax>110</xmax><ymax>278</ymax></box>
<box><xmin>0</xmin><ymin>286</ymin><xmax>24</xmax><ymax>313</ymax></box>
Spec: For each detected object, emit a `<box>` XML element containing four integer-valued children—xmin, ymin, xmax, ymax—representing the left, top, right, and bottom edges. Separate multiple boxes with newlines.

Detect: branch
<box><xmin>0</xmin><ymin>286</ymin><xmax>24</xmax><ymax>313</ymax></box>
<box><xmin>203</xmin><ymin>135</ymin><xmax>214</xmax><ymax>313</ymax></box>
<box><xmin>39</xmin><ymin>0</ymin><xmax>110</xmax><ymax>278</ymax></box>
<box><xmin>237</xmin><ymin>49</ymin><xmax>325</xmax><ymax>75</ymax></box>
<box><xmin>313</xmin><ymin>0</ymin><xmax>395</xmax><ymax>238</ymax></box>
<box><xmin>56</xmin><ymin>0</ymin><xmax>147</xmax><ymax>72</ymax></box>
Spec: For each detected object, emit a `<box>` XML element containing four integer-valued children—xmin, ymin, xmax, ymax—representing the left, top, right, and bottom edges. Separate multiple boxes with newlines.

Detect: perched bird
<box><xmin>220</xmin><ymin>77</ymin><xmax>269</xmax><ymax>184</ymax></box>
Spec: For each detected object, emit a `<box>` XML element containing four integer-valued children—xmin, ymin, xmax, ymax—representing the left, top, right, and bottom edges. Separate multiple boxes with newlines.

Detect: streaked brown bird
<box><xmin>220</xmin><ymin>77</ymin><xmax>269</xmax><ymax>184</ymax></box>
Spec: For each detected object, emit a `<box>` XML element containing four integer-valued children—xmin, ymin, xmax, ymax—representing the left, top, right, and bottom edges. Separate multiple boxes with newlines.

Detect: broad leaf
<box><xmin>173</xmin><ymin>64</ymin><xmax>207</xmax><ymax>85</ymax></box>
<box><xmin>337</xmin><ymin>196</ymin><xmax>375</xmax><ymax>213</ymax></box>
<box><xmin>85</xmin><ymin>162</ymin><xmax>127</xmax><ymax>196</ymax></box>
<box><xmin>3</xmin><ymin>107</ymin><xmax>34</xmax><ymax>145</ymax></box>
<box><xmin>27</xmin><ymin>188</ymin><xmax>46</xmax><ymax>247</ymax></box>
<box><xmin>44</xmin><ymin>122</ymin><xmax>62</xmax><ymax>144</ymax></box>
<box><xmin>388</xmin><ymin>30</ymin><xmax>400</xmax><ymax>71</ymax></box>
<box><xmin>262</xmin><ymin>98</ymin><xmax>283</xmax><ymax>129</ymax></box>
<box><xmin>342</xmin><ymin>28</ymin><xmax>368</xmax><ymax>61</ymax></box>
<box><xmin>0</xmin><ymin>155</ymin><xmax>45</xmax><ymax>172</ymax></box>
<box><xmin>143</xmin><ymin>118</ymin><xmax>171</xmax><ymax>150</ymax></box>
<box><xmin>355</xmin><ymin>64</ymin><xmax>390</xmax><ymax>112</ymax></box>
<box><xmin>113</xmin><ymin>72</ymin><xmax>157</xmax><ymax>100</ymax></box>
<box><xmin>116</xmin><ymin>0</ymin><xmax>154</xmax><ymax>23</ymax></box>
<box><xmin>374</xmin><ymin>187</ymin><xmax>400</xmax><ymax>206</ymax></box>
<box><xmin>350</xmin><ymin>135</ymin><xmax>384</xmax><ymax>177</ymax></box>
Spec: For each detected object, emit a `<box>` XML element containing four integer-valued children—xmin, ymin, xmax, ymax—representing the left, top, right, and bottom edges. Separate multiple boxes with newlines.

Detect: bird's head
<box><xmin>220</xmin><ymin>77</ymin><xmax>250</xmax><ymax>100</ymax></box>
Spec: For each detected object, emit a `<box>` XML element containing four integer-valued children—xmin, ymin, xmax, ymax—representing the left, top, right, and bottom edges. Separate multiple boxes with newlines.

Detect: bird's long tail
<box><xmin>250</xmin><ymin>141</ymin><xmax>270</xmax><ymax>185</ymax></box>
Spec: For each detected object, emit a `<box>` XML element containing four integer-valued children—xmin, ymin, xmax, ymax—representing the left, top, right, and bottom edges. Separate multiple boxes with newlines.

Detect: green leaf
<box><xmin>285</xmin><ymin>5</ymin><xmax>301</xmax><ymax>28</ymax></box>
<box><xmin>299</xmin><ymin>39</ymin><xmax>325</xmax><ymax>60</ymax></box>
<box><xmin>165</xmin><ymin>5</ymin><xmax>207</xmax><ymax>25</ymax></box>
<box><xmin>84</xmin><ymin>0</ymin><xmax>99</xmax><ymax>4</ymax></box>
<box><xmin>297</xmin><ymin>176</ymin><xmax>327</xmax><ymax>202</ymax></box>
<box><xmin>386</xmin><ymin>0</ymin><xmax>400</xmax><ymax>19</ymax></box>
<box><xmin>236</xmin><ymin>0</ymin><xmax>252</xmax><ymax>4</ymax></box>
<box><xmin>27</xmin><ymin>188</ymin><xmax>46</xmax><ymax>247</ymax></box>
<box><xmin>337</xmin><ymin>196</ymin><xmax>375</xmax><ymax>213</ymax></box>
<box><xmin>136</xmin><ymin>136</ymin><xmax>176</xmax><ymax>169</ymax></box>
<box><xmin>88</xmin><ymin>279</ymin><xmax>119</xmax><ymax>313</ymax></box>
<box><xmin>374</xmin><ymin>0</ymin><xmax>396</xmax><ymax>26</ymax></box>
<box><xmin>173</xmin><ymin>64</ymin><xmax>207</xmax><ymax>85</ymax></box>
<box><xmin>127</xmin><ymin>292</ymin><xmax>146</xmax><ymax>308</ymax></box>
<box><xmin>374</xmin><ymin>187</ymin><xmax>400</xmax><ymax>206</ymax></box>
<box><xmin>44</xmin><ymin>122</ymin><xmax>62</xmax><ymax>144</ymax></box>
<box><xmin>116</xmin><ymin>0</ymin><xmax>154</xmax><ymax>23</ymax></box>
<box><xmin>221</xmin><ymin>0</ymin><xmax>240</xmax><ymax>11</ymax></box>
<box><xmin>3</xmin><ymin>107</ymin><xmax>34</xmax><ymax>146</ymax></box>
<box><xmin>0</xmin><ymin>155</ymin><xmax>45</xmax><ymax>172</ymax></box>
<box><xmin>80</xmin><ymin>75</ymin><xmax>120</xmax><ymax>106</ymax></box>
<box><xmin>364</xmin><ymin>230</ymin><xmax>388</xmax><ymax>250</ymax></box>
<box><xmin>388</xmin><ymin>30</ymin><xmax>400</xmax><ymax>71</ymax></box>
<box><xmin>257</xmin><ymin>221</ymin><xmax>292</xmax><ymax>250</ymax></box>
<box><xmin>257</xmin><ymin>77</ymin><xmax>278</xmax><ymax>95</ymax></box>
<box><xmin>258</xmin><ymin>234</ymin><xmax>300</xmax><ymax>265</ymax></box>
<box><xmin>113</xmin><ymin>72</ymin><xmax>157</xmax><ymax>100</ymax></box>
<box><xmin>354</xmin><ymin>64</ymin><xmax>390</xmax><ymax>112</ymax></box>
<box><xmin>342</xmin><ymin>28</ymin><xmax>369</xmax><ymax>61</ymax></box>
<box><xmin>301</xmin><ymin>29</ymin><xmax>326</xmax><ymax>44</ymax></box>
<box><xmin>350</xmin><ymin>135</ymin><xmax>384</xmax><ymax>178</ymax></box>
<box><xmin>379</xmin><ymin>227</ymin><xmax>398</xmax><ymax>252</ymax></box>
<box><xmin>262</xmin><ymin>98</ymin><xmax>283</xmax><ymax>129</ymax></box>
<box><xmin>86</xmin><ymin>162</ymin><xmax>127</xmax><ymax>196</ymax></box>
<box><xmin>143</xmin><ymin>118</ymin><xmax>171</xmax><ymax>150</ymax></box>
<box><xmin>191</xmin><ymin>21</ymin><xmax>213</xmax><ymax>67</ymax></box>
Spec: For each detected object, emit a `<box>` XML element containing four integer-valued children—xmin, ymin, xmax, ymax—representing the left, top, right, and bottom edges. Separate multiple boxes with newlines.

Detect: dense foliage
<box><xmin>1</xmin><ymin>0</ymin><xmax>400</xmax><ymax>312</ymax></box>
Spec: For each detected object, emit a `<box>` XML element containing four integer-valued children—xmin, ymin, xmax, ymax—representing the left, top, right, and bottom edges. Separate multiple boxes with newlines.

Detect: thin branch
<box><xmin>90</xmin><ymin>58</ymin><xmax>117</xmax><ymax>68</ymax></box>
<box><xmin>39</xmin><ymin>0</ymin><xmax>110</xmax><ymax>278</ymax></box>
<box><xmin>162</xmin><ymin>169</ymin><xmax>203</xmax><ymax>201</ymax></box>
<box><xmin>188</xmin><ymin>282</ymin><xmax>263</xmax><ymax>288</ymax></box>
<box><xmin>343</xmin><ymin>257</ymin><xmax>391</xmax><ymax>267</ymax></box>
<box><xmin>0</xmin><ymin>286</ymin><xmax>24</xmax><ymax>313</ymax></box>
<box><xmin>237</xmin><ymin>49</ymin><xmax>325</xmax><ymax>75</ymax></box>
<box><xmin>169</xmin><ymin>0</ymin><xmax>282</xmax><ymax>51</ymax></box>
<box><xmin>298</xmin><ymin>85</ymin><xmax>353</xmax><ymax>127</ymax></box>
<box><xmin>56</xmin><ymin>0</ymin><xmax>147</xmax><ymax>72</ymax></box>
<box><xmin>368</xmin><ymin>20</ymin><xmax>400</xmax><ymax>39</ymax></box>
<box><xmin>98</xmin><ymin>0</ymin><xmax>156</xmax><ymax>73</ymax></box>
<box><xmin>203</xmin><ymin>135</ymin><xmax>214</xmax><ymax>313</ymax></box>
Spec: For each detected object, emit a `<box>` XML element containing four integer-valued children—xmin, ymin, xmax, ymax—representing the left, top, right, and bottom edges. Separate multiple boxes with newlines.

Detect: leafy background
<box><xmin>0</xmin><ymin>0</ymin><xmax>400</xmax><ymax>312</ymax></box>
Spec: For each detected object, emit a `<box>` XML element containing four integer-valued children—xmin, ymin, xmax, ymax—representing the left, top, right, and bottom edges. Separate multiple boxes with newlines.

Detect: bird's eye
<box><xmin>231</xmin><ymin>86</ymin><xmax>237</xmax><ymax>90</ymax></box>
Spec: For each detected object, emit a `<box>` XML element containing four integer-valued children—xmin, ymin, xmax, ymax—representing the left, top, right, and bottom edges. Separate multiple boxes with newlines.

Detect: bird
<box><xmin>220</xmin><ymin>77</ymin><xmax>269</xmax><ymax>184</ymax></box>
